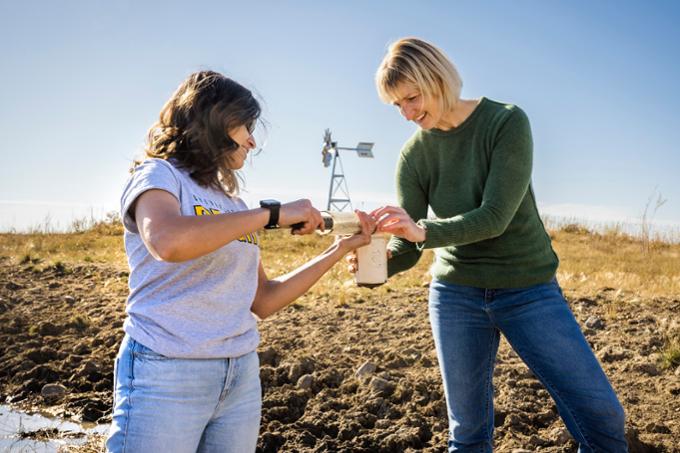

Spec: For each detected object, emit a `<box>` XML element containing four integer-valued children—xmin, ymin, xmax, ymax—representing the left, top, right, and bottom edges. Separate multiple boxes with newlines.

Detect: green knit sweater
<box><xmin>387</xmin><ymin>97</ymin><xmax>559</xmax><ymax>288</ymax></box>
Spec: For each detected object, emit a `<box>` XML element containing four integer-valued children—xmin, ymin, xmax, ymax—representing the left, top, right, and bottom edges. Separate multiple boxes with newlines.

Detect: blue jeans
<box><xmin>428</xmin><ymin>278</ymin><xmax>627</xmax><ymax>452</ymax></box>
<box><xmin>106</xmin><ymin>335</ymin><xmax>261</xmax><ymax>453</ymax></box>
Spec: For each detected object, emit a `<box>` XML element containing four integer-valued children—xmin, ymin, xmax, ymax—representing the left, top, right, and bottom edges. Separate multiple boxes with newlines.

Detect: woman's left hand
<box><xmin>336</xmin><ymin>210</ymin><xmax>374</xmax><ymax>253</ymax></box>
<box><xmin>371</xmin><ymin>205</ymin><xmax>426</xmax><ymax>243</ymax></box>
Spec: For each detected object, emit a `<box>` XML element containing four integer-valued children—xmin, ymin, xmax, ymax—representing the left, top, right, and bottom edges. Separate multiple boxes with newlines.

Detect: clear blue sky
<box><xmin>1</xmin><ymin>1</ymin><xmax>679</xmax><ymax>233</ymax></box>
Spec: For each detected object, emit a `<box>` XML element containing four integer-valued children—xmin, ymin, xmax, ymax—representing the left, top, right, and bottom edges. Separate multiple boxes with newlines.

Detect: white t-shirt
<box><xmin>120</xmin><ymin>158</ymin><xmax>260</xmax><ymax>358</ymax></box>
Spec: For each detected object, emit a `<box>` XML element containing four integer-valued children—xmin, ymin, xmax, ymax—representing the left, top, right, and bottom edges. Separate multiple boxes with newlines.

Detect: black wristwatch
<box><xmin>259</xmin><ymin>199</ymin><xmax>281</xmax><ymax>229</ymax></box>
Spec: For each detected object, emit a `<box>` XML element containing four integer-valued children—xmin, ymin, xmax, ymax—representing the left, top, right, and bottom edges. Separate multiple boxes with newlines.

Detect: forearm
<box><xmin>387</xmin><ymin>237</ymin><xmax>422</xmax><ymax>277</ymax></box>
<box><xmin>251</xmin><ymin>241</ymin><xmax>348</xmax><ymax>320</ymax></box>
<box><xmin>143</xmin><ymin>208</ymin><xmax>270</xmax><ymax>262</ymax></box>
<box><xmin>416</xmin><ymin>203</ymin><xmax>515</xmax><ymax>249</ymax></box>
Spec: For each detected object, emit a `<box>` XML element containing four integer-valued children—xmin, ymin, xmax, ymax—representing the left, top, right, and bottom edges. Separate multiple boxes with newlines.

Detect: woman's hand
<box><xmin>371</xmin><ymin>205</ymin><xmax>426</xmax><ymax>243</ymax></box>
<box><xmin>335</xmin><ymin>210</ymin><xmax>374</xmax><ymax>253</ymax></box>
<box><xmin>251</xmin><ymin>211</ymin><xmax>374</xmax><ymax>319</ymax></box>
<box><xmin>278</xmin><ymin>199</ymin><xmax>324</xmax><ymax>235</ymax></box>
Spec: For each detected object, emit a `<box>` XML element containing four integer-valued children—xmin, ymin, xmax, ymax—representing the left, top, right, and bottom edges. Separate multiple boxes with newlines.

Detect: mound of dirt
<box><xmin>1</xmin><ymin>256</ymin><xmax>678</xmax><ymax>451</ymax></box>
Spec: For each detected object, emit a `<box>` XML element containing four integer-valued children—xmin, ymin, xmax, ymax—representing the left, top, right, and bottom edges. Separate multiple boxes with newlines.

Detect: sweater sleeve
<box><xmin>416</xmin><ymin>107</ymin><xmax>533</xmax><ymax>249</ymax></box>
<box><xmin>387</xmin><ymin>154</ymin><xmax>427</xmax><ymax>277</ymax></box>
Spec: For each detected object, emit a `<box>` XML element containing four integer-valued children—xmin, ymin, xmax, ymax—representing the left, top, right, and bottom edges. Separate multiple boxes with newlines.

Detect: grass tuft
<box><xmin>560</xmin><ymin>223</ymin><xmax>591</xmax><ymax>235</ymax></box>
<box><xmin>659</xmin><ymin>339</ymin><xmax>680</xmax><ymax>370</ymax></box>
<box><xmin>51</xmin><ymin>260</ymin><xmax>68</xmax><ymax>275</ymax></box>
<box><xmin>68</xmin><ymin>315</ymin><xmax>91</xmax><ymax>331</ymax></box>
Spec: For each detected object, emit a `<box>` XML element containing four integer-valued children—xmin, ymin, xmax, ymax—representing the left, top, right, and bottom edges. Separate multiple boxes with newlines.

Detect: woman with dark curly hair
<box><xmin>105</xmin><ymin>70</ymin><xmax>373</xmax><ymax>452</ymax></box>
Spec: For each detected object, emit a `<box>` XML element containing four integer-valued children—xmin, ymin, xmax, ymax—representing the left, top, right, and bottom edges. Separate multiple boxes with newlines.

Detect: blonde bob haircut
<box><xmin>376</xmin><ymin>37</ymin><xmax>462</xmax><ymax>114</ymax></box>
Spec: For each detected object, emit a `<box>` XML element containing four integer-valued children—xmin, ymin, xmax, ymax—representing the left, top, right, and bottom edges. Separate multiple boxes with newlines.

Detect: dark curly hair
<box><xmin>138</xmin><ymin>70</ymin><xmax>261</xmax><ymax>195</ymax></box>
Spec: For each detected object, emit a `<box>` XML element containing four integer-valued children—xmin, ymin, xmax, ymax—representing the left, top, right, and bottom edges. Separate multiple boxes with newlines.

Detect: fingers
<box><xmin>370</xmin><ymin>206</ymin><xmax>394</xmax><ymax>218</ymax></box>
<box><xmin>304</xmin><ymin>207</ymin><xmax>323</xmax><ymax>234</ymax></box>
<box><xmin>345</xmin><ymin>251</ymin><xmax>358</xmax><ymax>273</ymax></box>
<box><xmin>377</xmin><ymin>217</ymin><xmax>407</xmax><ymax>232</ymax></box>
<box><xmin>354</xmin><ymin>210</ymin><xmax>374</xmax><ymax>237</ymax></box>
<box><xmin>286</xmin><ymin>199</ymin><xmax>323</xmax><ymax>235</ymax></box>
<box><xmin>355</xmin><ymin>209</ymin><xmax>376</xmax><ymax>235</ymax></box>
<box><xmin>291</xmin><ymin>215</ymin><xmax>319</xmax><ymax>235</ymax></box>
<box><xmin>370</xmin><ymin>206</ymin><xmax>412</xmax><ymax>233</ymax></box>
<box><xmin>370</xmin><ymin>205</ymin><xmax>405</xmax><ymax>220</ymax></box>
<box><xmin>375</xmin><ymin>213</ymin><xmax>412</xmax><ymax>233</ymax></box>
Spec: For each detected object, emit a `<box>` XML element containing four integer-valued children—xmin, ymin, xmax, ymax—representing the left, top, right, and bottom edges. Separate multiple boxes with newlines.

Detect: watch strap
<box><xmin>264</xmin><ymin>205</ymin><xmax>279</xmax><ymax>229</ymax></box>
<box><xmin>260</xmin><ymin>200</ymin><xmax>281</xmax><ymax>229</ymax></box>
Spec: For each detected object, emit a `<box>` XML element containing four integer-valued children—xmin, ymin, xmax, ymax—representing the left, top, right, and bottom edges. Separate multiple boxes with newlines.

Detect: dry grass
<box><xmin>551</xmin><ymin>225</ymin><xmax>680</xmax><ymax>298</ymax></box>
<box><xmin>1</xmin><ymin>219</ymin><xmax>678</xmax><ymax>301</ymax></box>
<box><xmin>0</xmin><ymin>216</ymin><xmax>126</xmax><ymax>271</ymax></box>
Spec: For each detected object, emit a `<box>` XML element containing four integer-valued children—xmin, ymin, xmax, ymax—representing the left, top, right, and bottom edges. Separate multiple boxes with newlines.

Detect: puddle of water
<box><xmin>0</xmin><ymin>404</ymin><xmax>109</xmax><ymax>452</ymax></box>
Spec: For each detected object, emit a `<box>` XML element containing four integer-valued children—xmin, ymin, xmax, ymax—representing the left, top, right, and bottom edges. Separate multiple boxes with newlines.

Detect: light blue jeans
<box><xmin>429</xmin><ymin>278</ymin><xmax>627</xmax><ymax>452</ymax></box>
<box><xmin>106</xmin><ymin>335</ymin><xmax>261</xmax><ymax>453</ymax></box>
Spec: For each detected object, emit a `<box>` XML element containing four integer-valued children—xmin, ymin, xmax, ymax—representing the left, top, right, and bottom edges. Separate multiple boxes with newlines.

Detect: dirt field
<box><xmin>0</xmin><ymin>230</ymin><xmax>679</xmax><ymax>452</ymax></box>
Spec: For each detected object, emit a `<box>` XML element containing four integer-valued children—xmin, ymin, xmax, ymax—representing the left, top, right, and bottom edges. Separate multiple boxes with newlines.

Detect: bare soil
<box><xmin>1</xmin><ymin>256</ymin><xmax>678</xmax><ymax>452</ymax></box>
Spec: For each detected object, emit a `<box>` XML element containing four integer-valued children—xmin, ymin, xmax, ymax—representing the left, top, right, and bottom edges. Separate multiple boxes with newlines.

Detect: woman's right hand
<box><xmin>278</xmin><ymin>199</ymin><xmax>324</xmax><ymax>235</ymax></box>
<box><xmin>335</xmin><ymin>210</ymin><xmax>374</xmax><ymax>253</ymax></box>
<box><xmin>371</xmin><ymin>205</ymin><xmax>426</xmax><ymax>243</ymax></box>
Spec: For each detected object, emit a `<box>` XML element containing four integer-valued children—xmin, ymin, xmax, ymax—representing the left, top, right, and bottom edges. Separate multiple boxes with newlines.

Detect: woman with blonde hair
<box><xmin>106</xmin><ymin>70</ymin><xmax>373</xmax><ymax>452</ymax></box>
<box><xmin>367</xmin><ymin>38</ymin><xmax>627</xmax><ymax>451</ymax></box>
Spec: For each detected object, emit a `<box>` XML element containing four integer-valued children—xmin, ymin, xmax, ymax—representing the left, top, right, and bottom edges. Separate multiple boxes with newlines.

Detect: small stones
<box><xmin>550</xmin><ymin>426</ymin><xmax>572</xmax><ymax>444</ymax></box>
<box><xmin>585</xmin><ymin>316</ymin><xmax>605</xmax><ymax>330</ymax></box>
<box><xmin>41</xmin><ymin>383</ymin><xmax>67</xmax><ymax>400</ymax></box>
<box><xmin>369</xmin><ymin>376</ymin><xmax>395</xmax><ymax>396</ymax></box>
<box><xmin>297</xmin><ymin>374</ymin><xmax>313</xmax><ymax>390</ymax></box>
<box><xmin>355</xmin><ymin>360</ymin><xmax>377</xmax><ymax>379</ymax></box>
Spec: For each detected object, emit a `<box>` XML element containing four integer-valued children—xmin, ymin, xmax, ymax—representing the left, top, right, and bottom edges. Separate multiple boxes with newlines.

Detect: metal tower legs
<box><xmin>327</xmin><ymin>151</ymin><xmax>352</xmax><ymax>212</ymax></box>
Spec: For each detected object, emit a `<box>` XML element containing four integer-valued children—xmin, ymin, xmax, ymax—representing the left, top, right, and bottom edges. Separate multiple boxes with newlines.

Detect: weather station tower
<box><xmin>320</xmin><ymin>129</ymin><xmax>374</xmax><ymax>212</ymax></box>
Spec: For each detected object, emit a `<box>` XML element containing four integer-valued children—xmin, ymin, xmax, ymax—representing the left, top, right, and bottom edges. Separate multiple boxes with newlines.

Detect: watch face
<box><xmin>260</xmin><ymin>199</ymin><xmax>280</xmax><ymax>207</ymax></box>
